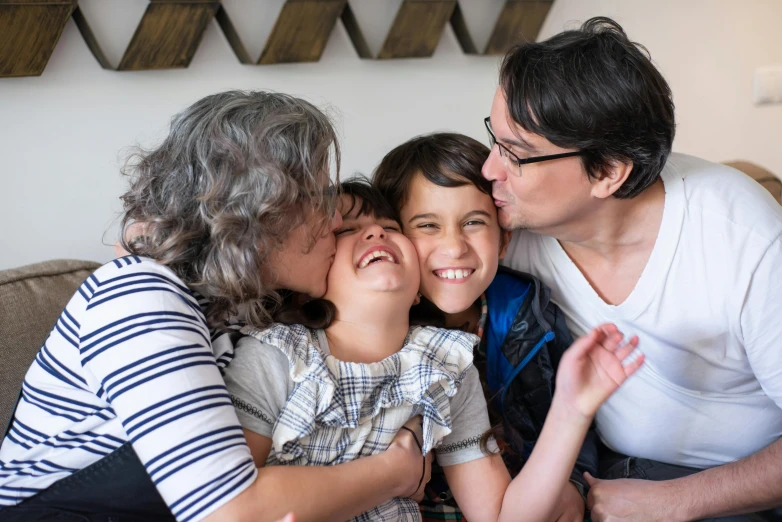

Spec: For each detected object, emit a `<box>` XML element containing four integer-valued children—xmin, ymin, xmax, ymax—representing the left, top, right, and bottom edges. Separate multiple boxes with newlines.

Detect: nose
<box><xmin>482</xmin><ymin>146</ymin><xmax>506</xmax><ymax>183</ymax></box>
<box><xmin>440</xmin><ymin>229</ymin><xmax>469</xmax><ymax>259</ymax></box>
<box><xmin>363</xmin><ymin>223</ymin><xmax>386</xmax><ymax>240</ymax></box>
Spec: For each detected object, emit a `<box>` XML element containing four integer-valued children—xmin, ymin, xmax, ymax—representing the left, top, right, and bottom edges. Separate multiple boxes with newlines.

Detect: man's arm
<box><xmin>586</xmin><ymin>437</ymin><xmax>782</xmax><ymax>521</ymax></box>
<box><xmin>589</xmin><ymin>238</ymin><xmax>782</xmax><ymax>521</ymax></box>
<box><xmin>676</xmin><ymin>235</ymin><xmax>782</xmax><ymax>517</ymax></box>
<box><xmin>676</xmin><ymin>438</ymin><xmax>782</xmax><ymax>519</ymax></box>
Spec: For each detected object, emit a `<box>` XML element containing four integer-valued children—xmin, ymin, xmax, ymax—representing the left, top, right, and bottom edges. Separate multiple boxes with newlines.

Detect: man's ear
<box><xmin>590</xmin><ymin>160</ymin><xmax>633</xmax><ymax>199</ymax></box>
<box><xmin>499</xmin><ymin>230</ymin><xmax>512</xmax><ymax>260</ymax></box>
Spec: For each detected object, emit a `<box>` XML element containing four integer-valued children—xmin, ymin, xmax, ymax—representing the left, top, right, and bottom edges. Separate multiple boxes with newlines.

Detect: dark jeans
<box><xmin>599</xmin><ymin>446</ymin><xmax>781</xmax><ymax>522</ymax></box>
<box><xmin>0</xmin><ymin>443</ymin><xmax>174</xmax><ymax>522</ymax></box>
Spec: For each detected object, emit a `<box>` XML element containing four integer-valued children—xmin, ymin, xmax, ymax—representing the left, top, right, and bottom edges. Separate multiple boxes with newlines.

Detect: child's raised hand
<box><xmin>555</xmin><ymin>324</ymin><xmax>643</xmax><ymax>419</ymax></box>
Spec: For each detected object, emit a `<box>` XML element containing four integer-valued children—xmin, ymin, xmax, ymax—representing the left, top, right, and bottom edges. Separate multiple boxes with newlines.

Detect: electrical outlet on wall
<box><xmin>754</xmin><ymin>66</ymin><xmax>782</xmax><ymax>105</ymax></box>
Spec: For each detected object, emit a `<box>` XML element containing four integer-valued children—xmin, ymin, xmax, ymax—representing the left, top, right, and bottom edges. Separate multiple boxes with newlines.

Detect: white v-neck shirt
<box><xmin>503</xmin><ymin>153</ymin><xmax>782</xmax><ymax>469</ymax></box>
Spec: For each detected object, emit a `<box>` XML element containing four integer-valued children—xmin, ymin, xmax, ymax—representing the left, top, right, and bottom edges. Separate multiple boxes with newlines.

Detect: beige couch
<box><xmin>0</xmin><ymin>260</ymin><xmax>100</xmax><ymax>430</ymax></box>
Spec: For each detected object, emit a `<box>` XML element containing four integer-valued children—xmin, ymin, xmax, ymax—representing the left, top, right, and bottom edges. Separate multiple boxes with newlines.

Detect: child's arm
<box><xmin>446</xmin><ymin>324</ymin><xmax>642</xmax><ymax>522</ymax></box>
<box><xmin>440</xmin><ymin>454</ymin><xmax>511</xmax><ymax>520</ymax></box>
<box><xmin>243</xmin><ymin>428</ymin><xmax>273</xmax><ymax>467</ymax></box>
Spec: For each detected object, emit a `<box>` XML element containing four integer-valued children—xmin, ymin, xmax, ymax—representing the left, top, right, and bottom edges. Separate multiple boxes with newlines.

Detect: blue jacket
<box><xmin>481</xmin><ymin>266</ymin><xmax>598</xmax><ymax>494</ymax></box>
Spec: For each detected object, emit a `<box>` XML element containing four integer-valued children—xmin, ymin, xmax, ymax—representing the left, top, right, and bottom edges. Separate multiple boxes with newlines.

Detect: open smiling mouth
<box><xmin>357</xmin><ymin>248</ymin><xmax>399</xmax><ymax>269</ymax></box>
<box><xmin>433</xmin><ymin>269</ymin><xmax>474</xmax><ymax>280</ymax></box>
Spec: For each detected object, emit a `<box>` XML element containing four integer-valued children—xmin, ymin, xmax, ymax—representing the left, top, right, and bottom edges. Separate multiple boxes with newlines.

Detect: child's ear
<box><xmin>499</xmin><ymin>230</ymin><xmax>512</xmax><ymax>259</ymax></box>
<box><xmin>413</xmin><ymin>292</ymin><xmax>422</xmax><ymax>306</ymax></box>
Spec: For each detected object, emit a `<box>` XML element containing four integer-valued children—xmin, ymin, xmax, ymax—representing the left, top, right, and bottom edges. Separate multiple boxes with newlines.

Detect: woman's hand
<box><xmin>384</xmin><ymin>416</ymin><xmax>432</xmax><ymax>501</ymax></box>
<box><xmin>555</xmin><ymin>324</ymin><xmax>643</xmax><ymax>420</ymax></box>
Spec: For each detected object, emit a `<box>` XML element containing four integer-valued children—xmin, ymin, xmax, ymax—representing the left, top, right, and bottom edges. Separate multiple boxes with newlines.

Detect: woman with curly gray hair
<box><xmin>0</xmin><ymin>91</ymin><xmax>429</xmax><ymax>522</ymax></box>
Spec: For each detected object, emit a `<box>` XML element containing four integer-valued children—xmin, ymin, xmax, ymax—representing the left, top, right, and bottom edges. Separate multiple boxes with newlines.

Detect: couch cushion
<box><xmin>724</xmin><ymin>160</ymin><xmax>782</xmax><ymax>204</ymax></box>
<box><xmin>0</xmin><ymin>259</ymin><xmax>100</xmax><ymax>432</ymax></box>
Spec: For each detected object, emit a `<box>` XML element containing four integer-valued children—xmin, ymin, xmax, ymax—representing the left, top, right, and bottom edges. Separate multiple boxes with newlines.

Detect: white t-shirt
<box><xmin>0</xmin><ymin>257</ymin><xmax>256</xmax><ymax>520</ymax></box>
<box><xmin>503</xmin><ymin>153</ymin><xmax>782</xmax><ymax>469</ymax></box>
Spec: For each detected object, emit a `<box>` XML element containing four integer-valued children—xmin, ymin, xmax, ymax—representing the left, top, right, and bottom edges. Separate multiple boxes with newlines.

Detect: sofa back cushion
<box><xmin>724</xmin><ymin>160</ymin><xmax>782</xmax><ymax>203</ymax></box>
<box><xmin>0</xmin><ymin>259</ymin><xmax>100</xmax><ymax>431</ymax></box>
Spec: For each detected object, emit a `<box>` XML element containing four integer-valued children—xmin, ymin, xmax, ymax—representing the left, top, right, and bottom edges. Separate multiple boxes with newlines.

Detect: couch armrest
<box><xmin>0</xmin><ymin>259</ymin><xmax>101</xmax><ymax>431</ymax></box>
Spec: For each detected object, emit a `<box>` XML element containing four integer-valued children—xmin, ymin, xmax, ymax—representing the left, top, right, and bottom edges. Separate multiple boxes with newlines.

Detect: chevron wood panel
<box><xmin>339</xmin><ymin>2</ymin><xmax>371</xmax><ymax>59</ymax></box>
<box><xmin>0</xmin><ymin>0</ymin><xmax>75</xmax><ymax>77</ymax></box>
<box><xmin>378</xmin><ymin>0</ymin><xmax>456</xmax><ymax>59</ymax></box>
<box><xmin>117</xmin><ymin>1</ymin><xmax>220</xmax><ymax>70</ymax></box>
<box><xmin>449</xmin><ymin>1</ymin><xmax>477</xmax><ymax>54</ymax></box>
<box><xmin>0</xmin><ymin>0</ymin><xmax>559</xmax><ymax>77</ymax></box>
<box><xmin>485</xmin><ymin>0</ymin><xmax>553</xmax><ymax>55</ymax></box>
<box><xmin>259</xmin><ymin>0</ymin><xmax>347</xmax><ymax>64</ymax></box>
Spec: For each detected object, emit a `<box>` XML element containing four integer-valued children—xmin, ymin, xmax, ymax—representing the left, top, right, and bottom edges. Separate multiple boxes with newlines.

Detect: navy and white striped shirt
<box><xmin>0</xmin><ymin>256</ymin><xmax>257</xmax><ymax>521</ymax></box>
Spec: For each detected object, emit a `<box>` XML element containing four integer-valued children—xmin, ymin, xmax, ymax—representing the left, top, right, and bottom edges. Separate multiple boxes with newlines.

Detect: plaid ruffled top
<box><xmin>240</xmin><ymin>323</ymin><xmax>479</xmax><ymax>521</ymax></box>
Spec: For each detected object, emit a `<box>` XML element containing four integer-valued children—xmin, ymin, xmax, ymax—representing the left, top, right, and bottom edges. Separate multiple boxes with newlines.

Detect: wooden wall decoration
<box><xmin>485</xmin><ymin>0</ymin><xmax>554</xmax><ymax>55</ymax></box>
<box><xmin>0</xmin><ymin>0</ymin><xmax>556</xmax><ymax>77</ymax></box>
<box><xmin>73</xmin><ymin>0</ymin><xmax>220</xmax><ymax>71</ymax></box>
<box><xmin>378</xmin><ymin>0</ymin><xmax>456</xmax><ymax>59</ymax></box>
<box><xmin>215</xmin><ymin>0</ymin><xmax>367</xmax><ymax>64</ymax></box>
<box><xmin>0</xmin><ymin>0</ymin><xmax>76</xmax><ymax>77</ymax></box>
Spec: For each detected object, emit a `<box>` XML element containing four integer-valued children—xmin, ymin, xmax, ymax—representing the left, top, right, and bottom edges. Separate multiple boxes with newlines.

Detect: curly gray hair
<box><xmin>119</xmin><ymin>90</ymin><xmax>340</xmax><ymax>327</ymax></box>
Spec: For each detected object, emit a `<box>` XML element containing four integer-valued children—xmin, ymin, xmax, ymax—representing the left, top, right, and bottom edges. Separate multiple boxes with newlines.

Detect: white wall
<box><xmin>1</xmin><ymin>0</ymin><xmax>781</xmax><ymax>270</ymax></box>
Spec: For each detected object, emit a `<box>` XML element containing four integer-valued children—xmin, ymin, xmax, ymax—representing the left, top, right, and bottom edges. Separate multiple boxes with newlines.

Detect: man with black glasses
<box><xmin>486</xmin><ymin>16</ymin><xmax>782</xmax><ymax>522</ymax></box>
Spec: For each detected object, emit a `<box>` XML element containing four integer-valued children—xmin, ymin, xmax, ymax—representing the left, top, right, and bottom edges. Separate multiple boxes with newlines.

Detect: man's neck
<box><xmin>325</xmin><ymin>301</ymin><xmax>411</xmax><ymax>364</ymax></box>
<box><xmin>555</xmin><ymin>179</ymin><xmax>666</xmax><ymax>305</ymax></box>
<box><xmin>559</xmin><ymin>179</ymin><xmax>665</xmax><ymax>257</ymax></box>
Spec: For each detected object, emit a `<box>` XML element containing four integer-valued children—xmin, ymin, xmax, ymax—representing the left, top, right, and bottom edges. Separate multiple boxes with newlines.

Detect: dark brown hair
<box><xmin>500</xmin><ymin>17</ymin><xmax>675</xmax><ymax>198</ymax></box>
<box><xmin>373</xmin><ymin>133</ymin><xmax>490</xmax><ymax>215</ymax></box>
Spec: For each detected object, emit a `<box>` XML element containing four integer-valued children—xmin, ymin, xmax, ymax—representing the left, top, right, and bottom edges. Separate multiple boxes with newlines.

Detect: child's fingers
<box><xmin>593</xmin><ymin>323</ymin><xmax>619</xmax><ymax>338</ymax></box>
<box><xmin>614</xmin><ymin>335</ymin><xmax>639</xmax><ymax>360</ymax></box>
<box><xmin>566</xmin><ymin>327</ymin><xmax>600</xmax><ymax>358</ymax></box>
<box><xmin>621</xmin><ymin>350</ymin><xmax>645</xmax><ymax>376</ymax></box>
<box><xmin>596</xmin><ymin>331</ymin><xmax>624</xmax><ymax>353</ymax></box>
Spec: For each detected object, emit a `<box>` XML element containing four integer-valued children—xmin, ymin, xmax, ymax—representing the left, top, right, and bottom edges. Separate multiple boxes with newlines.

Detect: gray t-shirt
<box><xmin>224</xmin><ymin>328</ymin><xmax>495</xmax><ymax>467</ymax></box>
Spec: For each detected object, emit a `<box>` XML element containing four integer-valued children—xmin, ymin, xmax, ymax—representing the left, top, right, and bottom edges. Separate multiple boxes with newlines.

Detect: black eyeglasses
<box><xmin>484</xmin><ymin>117</ymin><xmax>583</xmax><ymax>177</ymax></box>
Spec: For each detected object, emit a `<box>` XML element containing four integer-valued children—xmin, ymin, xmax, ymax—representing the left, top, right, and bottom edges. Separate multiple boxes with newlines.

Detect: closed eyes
<box><xmin>335</xmin><ymin>225</ymin><xmax>400</xmax><ymax>236</ymax></box>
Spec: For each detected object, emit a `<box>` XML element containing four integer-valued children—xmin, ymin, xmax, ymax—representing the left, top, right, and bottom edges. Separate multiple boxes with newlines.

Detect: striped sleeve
<box><xmin>77</xmin><ymin>259</ymin><xmax>257</xmax><ymax>522</ymax></box>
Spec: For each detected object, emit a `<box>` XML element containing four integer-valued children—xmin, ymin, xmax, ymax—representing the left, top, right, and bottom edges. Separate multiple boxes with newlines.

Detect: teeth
<box><xmin>434</xmin><ymin>269</ymin><xmax>473</xmax><ymax>280</ymax></box>
<box><xmin>359</xmin><ymin>250</ymin><xmax>395</xmax><ymax>268</ymax></box>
